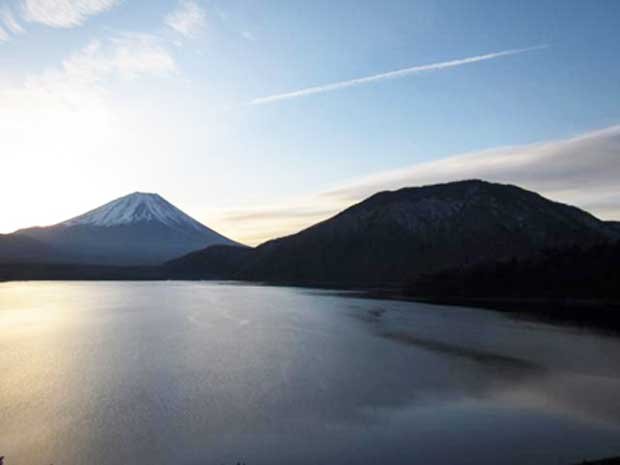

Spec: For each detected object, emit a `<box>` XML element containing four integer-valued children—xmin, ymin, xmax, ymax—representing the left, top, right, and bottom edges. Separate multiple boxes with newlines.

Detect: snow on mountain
<box><xmin>62</xmin><ymin>192</ymin><xmax>209</xmax><ymax>232</ymax></box>
<box><xmin>15</xmin><ymin>192</ymin><xmax>240</xmax><ymax>265</ymax></box>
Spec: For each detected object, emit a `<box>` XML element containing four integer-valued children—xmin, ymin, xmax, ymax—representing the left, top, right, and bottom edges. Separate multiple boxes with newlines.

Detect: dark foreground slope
<box><xmin>573</xmin><ymin>458</ymin><xmax>620</xmax><ymax>465</ymax></box>
<box><xmin>168</xmin><ymin>180</ymin><xmax>619</xmax><ymax>286</ymax></box>
<box><xmin>409</xmin><ymin>241</ymin><xmax>620</xmax><ymax>300</ymax></box>
<box><xmin>401</xmin><ymin>241</ymin><xmax>620</xmax><ymax>329</ymax></box>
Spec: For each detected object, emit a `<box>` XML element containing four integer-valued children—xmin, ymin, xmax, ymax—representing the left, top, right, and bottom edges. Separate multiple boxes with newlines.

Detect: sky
<box><xmin>1</xmin><ymin>0</ymin><xmax>619</xmax><ymax>245</ymax></box>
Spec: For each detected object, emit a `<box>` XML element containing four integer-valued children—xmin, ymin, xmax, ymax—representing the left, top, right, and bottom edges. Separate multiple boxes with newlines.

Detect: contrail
<box><xmin>250</xmin><ymin>44</ymin><xmax>548</xmax><ymax>105</ymax></box>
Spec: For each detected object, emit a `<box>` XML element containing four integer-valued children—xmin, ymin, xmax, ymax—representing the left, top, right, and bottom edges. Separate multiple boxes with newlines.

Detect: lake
<box><xmin>1</xmin><ymin>281</ymin><xmax>620</xmax><ymax>465</ymax></box>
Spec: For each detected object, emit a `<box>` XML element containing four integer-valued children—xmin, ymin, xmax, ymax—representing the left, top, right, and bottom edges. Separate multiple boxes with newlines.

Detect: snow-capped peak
<box><xmin>61</xmin><ymin>192</ymin><xmax>212</xmax><ymax>233</ymax></box>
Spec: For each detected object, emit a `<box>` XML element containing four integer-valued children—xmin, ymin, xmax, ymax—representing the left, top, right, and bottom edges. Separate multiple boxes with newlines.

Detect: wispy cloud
<box><xmin>165</xmin><ymin>0</ymin><xmax>206</xmax><ymax>38</ymax></box>
<box><xmin>1</xmin><ymin>6</ymin><xmax>24</xmax><ymax>34</ymax></box>
<box><xmin>33</xmin><ymin>33</ymin><xmax>176</xmax><ymax>89</ymax></box>
<box><xmin>322</xmin><ymin>125</ymin><xmax>620</xmax><ymax>208</ymax></box>
<box><xmin>0</xmin><ymin>32</ymin><xmax>176</xmax><ymax>162</ymax></box>
<box><xmin>0</xmin><ymin>5</ymin><xmax>24</xmax><ymax>41</ymax></box>
<box><xmin>250</xmin><ymin>45</ymin><xmax>548</xmax><ymax>105</ymax></box>
<box><xmin>209</xmin><ymin>125</ymin><xmax>620</xmax><ymax>245</ymax></box>
<box><xmin>9</xmin><ymin>32</ymin><xmax>176</xmax><ymax>118</ymax></box>
<box><xmin>0</xmin><ymin>0</ymin><xmax>119</xmax><ymax>41</ymax></box>
<box><xmin>20</xmin><ymin>0</ymin><xmax>120</xmax><ymax>28</ymax></box>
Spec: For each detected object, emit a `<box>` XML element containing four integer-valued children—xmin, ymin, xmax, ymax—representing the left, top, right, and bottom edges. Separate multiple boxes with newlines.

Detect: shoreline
<box><xmin>360</xmin><ymin>290</ymin><xmax>620</xmax><ymax>333</ymax></box>
<box><xmin>2</xmin><ymin>270</ymin><xmax>619</xmax><ymax>333</ymax></box>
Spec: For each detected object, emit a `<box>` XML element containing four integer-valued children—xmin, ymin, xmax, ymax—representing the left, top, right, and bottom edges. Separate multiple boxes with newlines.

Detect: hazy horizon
<box><xmin>2</xmin><ymin>1</ymin><xmax>620</xmax><ymax>245</ymax></box>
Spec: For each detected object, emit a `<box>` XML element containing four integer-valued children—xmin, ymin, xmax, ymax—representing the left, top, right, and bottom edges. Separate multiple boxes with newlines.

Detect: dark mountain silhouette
<box><xmin>0</xmin><ymin>233</ymin><xmax>59</xmax><ymax>264</ymax></box>
<box><xmin>404</xmin><ymin>240</ymin><xmax>620</xmax><ymax>329</ymax></box>
<box><xmin>409</xmin><ymin>241</ymin><xmax>620</xmax><ymax>300</ymax></box>
<box><xmin>608</xmin><ymin>221</ymin><xmax>620</xmax><ymax>232</ymax></box>
<box><xmin>165</xmin><ymin>244</ymin><xmax>254</xmax><ymax>279</ymax></box>
<box><xmin>11</xmin><ymin>192</ymin><xmax>240</xmax><ymax>265</ymax></box>
<box><xmin>167</xmin><ymin>180</ymin><xmax>619</xmax><ymax>285</ymax></box>
<box><xmin>571</xmin><ymin>458</ymin><xmax>620</xmax><ymax>465</ymax></box>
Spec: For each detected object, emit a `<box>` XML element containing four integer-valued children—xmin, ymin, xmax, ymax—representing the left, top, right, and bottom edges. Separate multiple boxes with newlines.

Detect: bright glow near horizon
<box><xmin>1</xmin><ymin>1</ymin><xmax>620</xmax><ymax>245</ymax></box>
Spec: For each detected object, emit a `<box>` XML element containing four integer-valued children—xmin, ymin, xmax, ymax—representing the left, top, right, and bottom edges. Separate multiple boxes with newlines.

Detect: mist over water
<box><xmin>1</xmin><ymin>282</ymin><xmax>620</xmax><ymax>465</ymax></box>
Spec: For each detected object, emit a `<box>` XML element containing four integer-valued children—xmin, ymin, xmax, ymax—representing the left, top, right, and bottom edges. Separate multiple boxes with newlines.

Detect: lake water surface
<box><xmin>1</xmin><ymin>281</ymin><xmax>620</xmax><ymax>465</ymax></box>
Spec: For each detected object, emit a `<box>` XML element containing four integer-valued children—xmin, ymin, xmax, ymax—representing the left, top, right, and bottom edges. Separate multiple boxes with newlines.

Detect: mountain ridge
<box><xmin>2</xmin><ymin>181</ymin><xmax>619</xmax><ymax>276</ymax></box>
<box><xmin>9</xmin><ymin>192</ymin><xmax>240</xmax><ymax>265</ymax></box>
<box><xmin>168</xmin><ymin>180</ymin><xmax>619</xmax><ymax>285</ymax></box>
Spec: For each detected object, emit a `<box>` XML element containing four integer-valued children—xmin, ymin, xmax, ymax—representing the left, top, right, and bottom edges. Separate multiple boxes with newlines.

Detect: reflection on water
<box><xmin>1</xmin><ymin>282</ymin><xmax>620</xmax><ymax>465</ymax></box>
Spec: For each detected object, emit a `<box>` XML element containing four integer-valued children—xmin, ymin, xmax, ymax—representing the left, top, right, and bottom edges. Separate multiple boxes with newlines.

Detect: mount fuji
<box><xmin>13</xmin><ymin>192</ymin><xmax>240</xmax><ymax>265</ymax></box>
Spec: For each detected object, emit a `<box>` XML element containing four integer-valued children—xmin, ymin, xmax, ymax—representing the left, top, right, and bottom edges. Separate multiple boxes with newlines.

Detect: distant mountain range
<box><xmin>3</xmin><ymin>192</ymin><xmax>239</xmax><ymax>265</ymax></box>
<box><xmin>1</xmin><ymin>181</ymin><xmax>619</xmax><ymax>287</ymax></box>
<box><xmin>167</xmin><ymin>180</ymin><xmax>619</xmax><ymax>285</ymax></box>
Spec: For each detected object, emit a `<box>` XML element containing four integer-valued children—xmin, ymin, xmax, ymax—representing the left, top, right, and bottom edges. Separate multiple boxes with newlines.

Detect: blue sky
<box><xmin>2</xmin><ymin>0</ymin><xmax>619</xmax><ymax>244</ymax></box>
